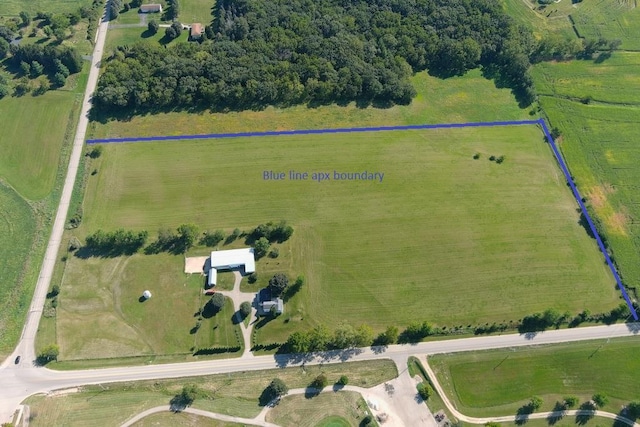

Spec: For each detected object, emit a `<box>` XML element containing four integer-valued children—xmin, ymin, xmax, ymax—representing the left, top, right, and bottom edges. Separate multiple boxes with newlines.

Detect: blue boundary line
<box><xmin>86</xmin><ymin>118</ymin><xmax>638</xmax><ymax>320</ymax></box>
<box><xmin>85</xmin><ymin>119</ymin><xmax>540</xmax><ymax>144</ymax></box>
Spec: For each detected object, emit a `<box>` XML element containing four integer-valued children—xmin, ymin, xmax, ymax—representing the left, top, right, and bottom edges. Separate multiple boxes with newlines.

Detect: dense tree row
<box><xmin>94</xmin><ymin>0</ymin><xmax>538</xmax><ymax>113</ymax></box>
<box><xmin>85</xmin><ymin>229</ymin><xmax>149</xmax><ymax>255</ymax></box>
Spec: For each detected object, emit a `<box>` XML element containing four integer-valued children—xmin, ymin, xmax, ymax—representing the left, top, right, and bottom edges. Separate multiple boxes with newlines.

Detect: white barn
<box><xmin>207</xmin><ymin>248</ymin><xmax>255</xmax><ymax>287</ymax></box>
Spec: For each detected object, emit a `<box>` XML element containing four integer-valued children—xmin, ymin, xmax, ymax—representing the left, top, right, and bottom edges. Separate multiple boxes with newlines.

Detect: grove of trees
<box><xmin>93</xmin><ymin>0</ymin><xmax>541</xmax><ymax>115</ymax></box>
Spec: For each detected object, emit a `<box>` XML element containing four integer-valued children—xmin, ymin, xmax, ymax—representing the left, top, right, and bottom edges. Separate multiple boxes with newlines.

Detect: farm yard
<box><xmin>429</xmin><ymin>337</ymin><xmax>640</xmax><ymax>418</ymax></box>
<box><xmin>56</xmin><ymin>124</ymin><xmax>620</xmax><ymax>353</ymax></box>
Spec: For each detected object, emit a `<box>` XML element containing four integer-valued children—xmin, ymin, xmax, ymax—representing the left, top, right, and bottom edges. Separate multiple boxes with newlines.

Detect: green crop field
<box><xmin>0</xmin><ymin>62</ymin><xmax>87</xmax><ymax>358</ymax></box>
<box><xmin>571</xmin><ymin>0</ymin><xmax>640</xmax><ymax>50</ymax></box>
<box><xmin>429</xmin><ymin>337</ymin><xmax>640</xmax><ymax>417</ymax></box>
<box><xmin>24</xmin><ymin>359</ymin><xmax>396</xmax><ymax>425</ymax></box>
<box><xmin>533</xmin><ymin>52</ymin><xmax>640</xmax><ymax>295</ymax></box>
<box><xmin>532</xmin><ymin>53</ymin><xmax>640</xmax><ymax>105</ymax></box>
<box><xmin>0</xmin><ymin>0</ymin><xmax>92</xmax><ymax>16</ymax></box>
<box><xmin>501</xmin><ymin>0</ymin><xmax>640</xmax><ymax>50</ymax></box>
<box><xmin>0</xmin><ymin>184</ymin><xmax>37</xmax><ymax>354</ymax></box>
<box><xmin>62</xmin><ymin>125</ymin><xmax>620</xmax><ymax>350</ymax></box>
<box><xmin>0</xmin><ymin>89</ymin><xmax>82</xmax><ymax>200</ymax></box>
<box><xmin>87</xmin><ymin>68</ymin><xmax>531</xmax><ymax>139</ymax></box>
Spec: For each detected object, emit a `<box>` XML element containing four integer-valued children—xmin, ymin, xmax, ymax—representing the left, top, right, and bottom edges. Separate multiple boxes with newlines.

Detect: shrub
<box><xmin>248</xmin><ymin>272</ymin><xmax>258</xmax><ymax>283</ymax></box>
<box><xmin>489</xmin><ymin>155</ymin><xmax>496</xmax><ymax>161</ymax></box>
<box><xmin>87</xmin><ymin>145</ymin><xmax>103</xmax><ymax>158</ymax></box>
<box><xmin>254</xmin><ymin>237</ymin><xmax>270</xmax><ymax>258</ymax></box>
<box><xmin>473</xmin><ymin>153</ymin><xmax>481</xmax><ymax>159</ymax></box>
<box><xmin>337</xmin><ymin>375</ymin><xmax>349</xmax><ymax>386</ymax></box>
<box><xmin>311</xmin><ymin>374</ymin><xmax>328</xmax><ymax>390</ymax></box>
<box><xmin>201</xmin><ymin>229</ymin><xmax>225</xmax><ymax>247</ymax></box>
<box><xmin>495</xmin><ymin>155</ymin><xmax>505</xmax><ymax>164</ymax></box>
<box><xmin>239</xmin><ymin>301</ymin><xmax>251</xmax><ymax>318</ymax></box>
<box><xmin>269</xmin><ymin>247</ymin><xmax>279</xmax><ymax>258</ymax></box>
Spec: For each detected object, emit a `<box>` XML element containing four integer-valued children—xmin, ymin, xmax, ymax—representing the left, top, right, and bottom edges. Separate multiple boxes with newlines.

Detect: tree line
<box><xmin>78</xmin><ymin>220</ymin><xmax>294</xmax><ymax>257</ymax></box>
<box><xmin>93</xmin><ymin>0</ymin><xmax>541</xmax><ymax>115</ymax></box>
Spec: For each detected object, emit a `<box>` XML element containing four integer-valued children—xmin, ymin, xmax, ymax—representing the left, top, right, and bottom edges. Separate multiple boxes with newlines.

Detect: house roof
<box><xmin>258</xmin><ymin>298</ymin><xmax>283</xmax><ymax>315</ymax></box>
<box><xmin>190</xmin><ymin>23</ymin><xmax>204</xmax><ymax>37</ymax></box>
<box><xmin>210</xmin><ymin>248</ymin><xmax>255</xmax><ymax>273</ymax></box>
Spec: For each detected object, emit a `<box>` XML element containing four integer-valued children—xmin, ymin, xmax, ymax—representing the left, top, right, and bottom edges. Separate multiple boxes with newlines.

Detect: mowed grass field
<box><xmin>0</xmin><ymin>0</ymin><xmax>92</xmax><ymax>16</ymax></box>
<box><xmin>266</xmin><ymin>392</ymin><xmax>372</xmax><ymax>427</ymax></box>
<box><xmin>429</xmin><ymin>337</ymin><xmax>640</xmax><ymax>417</ymax></box>
<box><xmin>533</xmin><ymin>52</ymin><xmax>640</xmax><ymax>294</ymax></box>
<box><xmin>87</xmin><ymin>68</ymin><xmax>531</xmax><ymax>139</ymax></box>
<box><xmin>23</xmin><ymin>360</ymin><xmax>396</xmax><ymax>425</ymax></box>
<box><xmin>68</xmin><ymin>125</ymin><xmax>618</xmax><ymax>348</ymax></box>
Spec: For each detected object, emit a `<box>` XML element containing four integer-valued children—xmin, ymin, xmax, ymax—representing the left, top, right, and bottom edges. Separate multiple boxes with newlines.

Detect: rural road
<box><xmin>0</xmin><ymin>0</ymin><xmax>110</xmax><ymax>376</ymax></box>
<box><xmin>1</xmin><ymin>323</ymin><xmax>639</xmax><ymax>423</ymax></box>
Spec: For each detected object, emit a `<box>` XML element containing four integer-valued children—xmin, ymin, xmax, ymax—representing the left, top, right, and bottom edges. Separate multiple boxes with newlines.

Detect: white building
<box><xmin>207</xmin><ymin>248</ymin><xmax>256</xmax><ymax>287</ymax></box>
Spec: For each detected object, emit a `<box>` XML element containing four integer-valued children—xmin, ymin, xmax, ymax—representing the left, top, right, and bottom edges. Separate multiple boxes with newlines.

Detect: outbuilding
<box><xmin>139</xmin><ymin>3</ymin><xmax>163</xmax><ymax>13</ymax></box>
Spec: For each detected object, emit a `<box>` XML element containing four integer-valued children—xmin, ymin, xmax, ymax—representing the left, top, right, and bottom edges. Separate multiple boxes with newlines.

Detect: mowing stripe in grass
<box><xmin>85</xmin><ymin>117</ymin><xmax>638</xmax><ymax>320</ymax></box>
<box><xmin>85</xmin><ymin>119</ymin><xmax>541</xmax><ymax>144</ymax></box>
<box><xmin>538</xmin><ymin>118</ymin><xmax>638</xmax><ymax>321</ymax></box>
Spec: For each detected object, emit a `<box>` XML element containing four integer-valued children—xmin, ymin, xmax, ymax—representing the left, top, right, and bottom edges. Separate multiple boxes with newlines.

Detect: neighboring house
<box><xmin>256</xmin><ymin>288</ymin><xmax>284</xmax><ymax>316</ymax></box>
<box><xmin>206</xmin><ymin>248</ymin><xmax>256</xmax><ymax>288</ymax></box>
<box><xmin>139</xmin><ymin>3</ymin><xmax>163</xmax><ymax>13</ymax></box>
<box><xmin>190</xmin><ymin>23</ymin><xmax>204</xmax><ymax>40</ymax></box>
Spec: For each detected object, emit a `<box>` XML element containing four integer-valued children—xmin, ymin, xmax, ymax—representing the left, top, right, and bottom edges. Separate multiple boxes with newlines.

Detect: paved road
<box><xmin>1</xmin><ymin>323</ymin><xmax>638</xmax><ymax>423</ymax></box>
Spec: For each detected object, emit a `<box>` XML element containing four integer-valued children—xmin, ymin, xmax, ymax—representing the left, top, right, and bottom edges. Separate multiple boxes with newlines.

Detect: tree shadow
<box><xmin>547</xmin><ymin>402</ymin><xmax>567</xmax><ymax>425</ymax></box>
<box><xmin>594</xmin><ymin>52</ymin><xmax>612</xmax><ymax>64</ymax></box>
<box><xmin>304</xmin><ymin>387</ymin><xmax>321</xmax><ymax>399</ymax></box>
<box><xmin>141</xmin><ymin>29</ymin><xmax>154</xmax><ymax>39</ymax></box>
<box><xmin>576</xmin><ymin>402</ymin><xmax>596</xmax><ymax>425</ymax></box>
<box><xmin>201</xmin><ymin>300</ymin><xmax>221</xmax><ymax>318</ymax></box>
<box><xmin>169</xmin><ymin>395</ymin><xmax>188</xmax><ymax>412</ymax></box>
<box><xmin>515</xmin><ymin>404</ymin><xmax>533</xmax><ymax>425</ymax></box>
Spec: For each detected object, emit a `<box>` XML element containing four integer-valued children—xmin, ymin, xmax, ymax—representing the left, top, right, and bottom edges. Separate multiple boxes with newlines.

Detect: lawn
<box><xmin>87</xmin><ymin>68</ymin><xmax>531</xmax><ymax>139</ymax></box>
<box><xmin>533</xmin><ymin>52</ymin><xmax>640</xmax><ymax>294</ymax></box>
<box><xmin>103</xmin><ymin>26</ymin><xmax>190</xmax><ymax>53</ymax></box>
<box><xmin>24</xmin><ymin>359</ymin><xmax>397</xmax><ymax>425</ymax></box>
<box><xmin>56</xmin><ymin>252</ymin><xmax>243</xmax><ymax>360</ymax></box>
<box><xmin>266</xmin><ymin>392</ymin><xmax>373</xmax><ymax>427</ymax></box>
<box><xmin>66</xmin><ymin>125</ymin><xmax>619</xmax><ymax>351</ymax></box>
<box><xmin>0</xmin><ymin>183</ymin><xmax>37</xmax><ymax>356</ymax></box>
<box><xmin>180</xmin><ymin>0</ymin><xmax>215</xmax><ymax>25</ymax></box>
<box><xmin>429</xmin><ymin>337</ymin><xmax>640</xmax><ymax>418</ymax></box>
<box><xmin>0</xmin><ymin>0</ymin><xmax>93</xmax><ymax>16</ymax></box>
